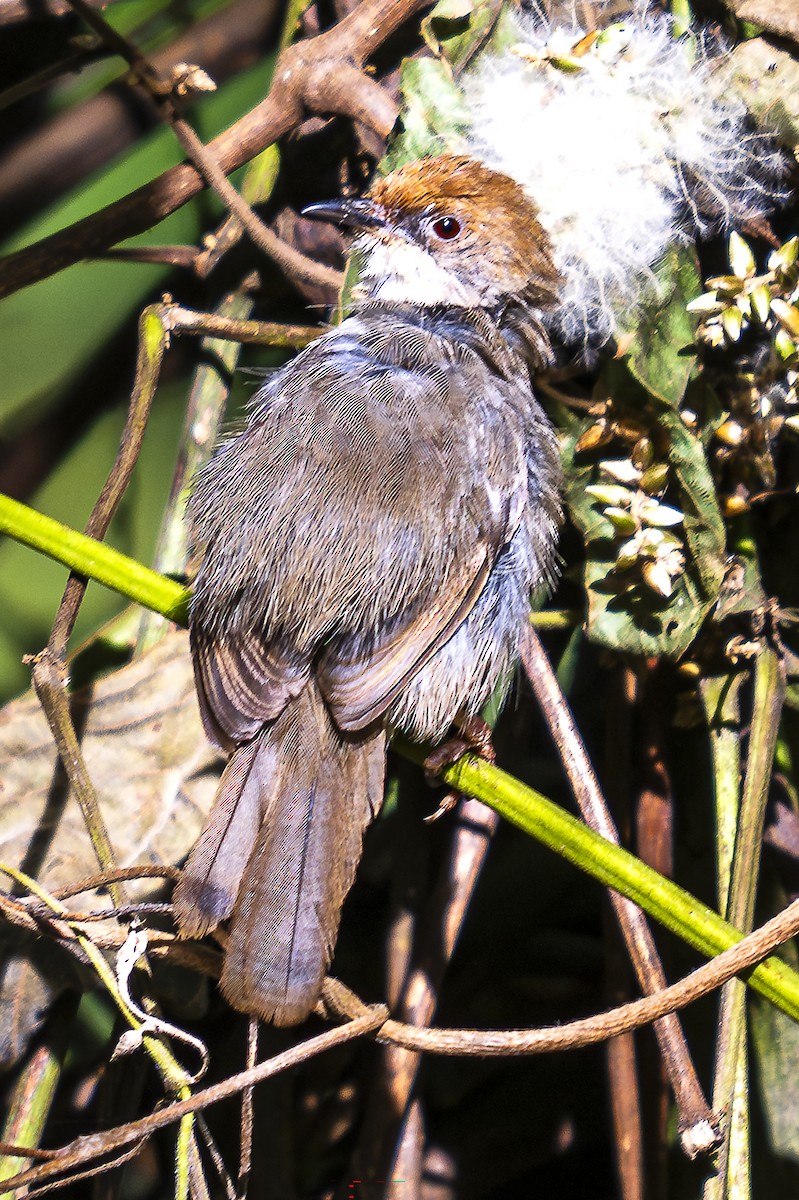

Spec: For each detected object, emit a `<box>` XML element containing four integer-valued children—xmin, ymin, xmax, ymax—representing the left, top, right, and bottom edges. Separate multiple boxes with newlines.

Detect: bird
<box><xmin>172</xmin><ymin>154</ymin><xmax>563</xmax><ymax>1025</ymax></box>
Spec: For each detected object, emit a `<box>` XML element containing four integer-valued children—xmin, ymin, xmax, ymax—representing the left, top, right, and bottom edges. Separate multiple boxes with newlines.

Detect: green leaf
<box><xmin>558</xmin><ymin>243</ymin><xmax>726</xmax><ymax>657</ymax></box>
<box><xmin>421</xmin><ymin>0</ymin><xmax>504</xmax><ymax>73</ymax></box>
<box><xmin>620</xmin><ymin>241</ymin><xmax>701</xmax><ymax>408</ymax></box>
<box><xmin>380</xmin><ymin>57</ymin><xmax>469</xmax><ymax>173</ymax></box>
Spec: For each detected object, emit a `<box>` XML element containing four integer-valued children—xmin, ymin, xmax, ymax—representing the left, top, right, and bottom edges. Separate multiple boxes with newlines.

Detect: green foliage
<box><xmin>559</xmin><ymin>247</ymin><xmax>727</xmax><ymax>657</ymax></box>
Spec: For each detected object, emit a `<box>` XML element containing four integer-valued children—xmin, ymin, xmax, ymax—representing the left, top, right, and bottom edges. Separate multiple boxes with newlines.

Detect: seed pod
<box><xmin>640</xmin><ymin>463</ymin><xmax>670</xmax><ymax>494</ymax></box>
<box><xmin>729</xmin><ymin>231</ymin><xmax>756</xmax><ymax>280</ymax></box>
<box><xmin>642</xmin><ymin>560</ymin><xmax>674</xmax><ymax>598</ymax></box>
<box><xmin>575</xmin><ymin>420</ymin><xmax>613</xmax><ymax>454</ymax></box>
<box><xmin>772</xmin><ymin>300</ymin><xmax>799</xmax><ymax>340</ymax></box>
<box><xmin>599</xmin><ymin>458</ymin><xmax>641</xmax><ymax>485</ymax></box>
<box><xmin>586</xmin><ymin>484</ymin><xmax>633</xmax><ymax>507</ymax></box>
<box><xmin>605</xmin><ymin>507</ymin><xmax>638</xmax><ymax>535</ymax></box>
<box><xmin>715</xmin><ymin>420</ymin><xmax>745</xmax><ymax>448</ymax></box>
<box><xmin>631</xmin><ymin>437</ymin><xmax>654</xmax><ymax>470</ymax></box>
<box><xmin>639</xmin><ymin>499</ymin><xmax>684</xmax><ymax>528</ymax></box>
<box><xmin>722</xmin><ymin>306</ymin><xmax>744</xmax><ymax>342</ymax></box>
<box><xmin>751</xmin><ymin>283</ymin><xmax>772</xmax><ymax>324</ymax></box>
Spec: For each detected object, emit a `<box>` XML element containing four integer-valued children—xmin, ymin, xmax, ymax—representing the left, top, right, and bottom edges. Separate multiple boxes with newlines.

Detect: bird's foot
<box><xmin>422</xmin><ymin>715</ymin><xmax>496</xmax><ymax>823</ymax></box>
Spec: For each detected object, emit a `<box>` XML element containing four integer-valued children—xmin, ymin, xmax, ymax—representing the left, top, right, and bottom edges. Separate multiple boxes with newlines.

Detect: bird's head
<box><xmin>303</xmin><ymin>155</ymin><xmax>559</xmax><ymax>311</ymax></box>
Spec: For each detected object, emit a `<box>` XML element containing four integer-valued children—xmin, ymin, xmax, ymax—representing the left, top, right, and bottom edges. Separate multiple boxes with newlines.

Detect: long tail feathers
<box><xmin>175</xmin><ymin>684</ymin><xmax>385</xmax><ymax>1025</ymax></box>
<box><xmin>172</xmin><ymin>737</ymin><xmax>272</xmax><ymax>937</ymax></box>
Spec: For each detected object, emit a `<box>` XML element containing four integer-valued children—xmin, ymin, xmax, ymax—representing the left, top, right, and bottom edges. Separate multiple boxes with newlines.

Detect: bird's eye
<box><xmin>430</xmin><ymin>215</ymin><xmax>462</xmax><ymax>241</ymax></box>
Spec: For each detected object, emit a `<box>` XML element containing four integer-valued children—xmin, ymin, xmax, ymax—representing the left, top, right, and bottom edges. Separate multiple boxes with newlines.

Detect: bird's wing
<box><xmin>190</xmin><ymin>628</ymin><xmax>308</xmax><ymax>747</ymax></box>
<box><xmin>188</xmin><ymin>313</ymin><xmax>526</xmax><ymax>739</ymax></box>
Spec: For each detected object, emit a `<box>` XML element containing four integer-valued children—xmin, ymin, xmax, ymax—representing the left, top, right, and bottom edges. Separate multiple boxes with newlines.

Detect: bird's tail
<box><xmin>173</xmin><ymin>682</ymin><xmax>385</xmax><ymax>1025</ymax></box>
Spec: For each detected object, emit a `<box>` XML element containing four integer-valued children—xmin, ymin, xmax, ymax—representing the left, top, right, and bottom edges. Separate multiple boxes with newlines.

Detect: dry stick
<box><xmin>603</xmin><ymin>663</ymin><xmax>644</xmax><ymax>1200</ymax></box>
<box><xmin>238</xmin><ymin>1020</ymin><xmax>258</xmax><ymax>1200</ymax></box>
<box><xmin>518</xmin><ymin>623</ymin><xmax>718</xmax><ymax>1158</ymax></box>
<box><xmin>59</xmin><ymin>0</ymin><xmax>342</xmax><ymax>294</ymax></box>
<box><xmin>636</xmin><ymin>662</ymin><xmax>676</xmax><ymax>1199</ymax></box>
<box><xmin>0</xmin><ymin>0</ymin><xmax>124</xmax><ymax>25</ymax></box>
<box><xmin>29</xmin><ymin>298</ymin><xmax>313</xmax><ymax>894</ymax></box>
<box><xmin>330</xmin><ymin>891</ymin><xmax>799</xmax><ymax>1051</ymax></box>
<box><xmin>136</xmin><ymin>284</ymin><xmax>259</xmax><ymax>654</ymax></box>
<box><xmin>4</xmin><ymin>898</ymin><xmax>799</xmax><ymax>1197</ymax></box>
<box><xmin>0</xmin><ymin>0</ymin><xmax>281</xmax><ymax>220</ymax></box>
<box><xmin>706</xmin><ymin>647</ymin><xmax>786</xmax><ymax>1200</ymax></box>
<box><xmin>0</xmin><ymin>1008</ymin><xmax>390</xmax><ymax>1196</ymax></box>
<box><xmin>355</xmin><ymin>798</ymin><xmax>499</xmax><ymax>1189</ymax></box>
<box><xmin>24</xmin><ymin>299</ymin><xmax>230</xmax><ymax>1189</ymax></box>
<box><xmin>29</xmin><ymin>306</ymin><xmax>167</xmax><ymax>906</ymax></box>
<box><xmin>0</xmin><ymin>0</ymin><xmax>425</xmax><ymax>299</ymax></box>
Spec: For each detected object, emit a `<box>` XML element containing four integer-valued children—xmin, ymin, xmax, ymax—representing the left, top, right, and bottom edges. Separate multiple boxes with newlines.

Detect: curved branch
<box><xmin>330</xmin><ymin>894</ymin><xmax>799</xmax><ymax>1055</ymax></box>
<box><xmin>0</xmin><ymin>0</ymin><xmax>282</xmax><ymax>225</ymax></box>
<box><xmin>2</xmin><ymin>897</ymin><xmax>798</xmax><ymax>1196</ymax></box>
<box><xmin>0</xmin><ymin>0</ymin><xmax>426</xmax><ymax>299</ymax></box>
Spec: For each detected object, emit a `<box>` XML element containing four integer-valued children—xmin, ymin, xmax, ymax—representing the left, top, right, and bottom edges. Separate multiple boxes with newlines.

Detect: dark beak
<box><xmin>301</xmin><ymin>197</ymin><xmax>386</xmax><ymax>230</ymax></box>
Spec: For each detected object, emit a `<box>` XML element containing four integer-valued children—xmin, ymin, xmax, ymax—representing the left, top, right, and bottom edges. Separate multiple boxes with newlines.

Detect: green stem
<box><xmin>426</xmin><ymin>748</ymin><xmax>799</xmax><ymax>1023</ymax></box>
<box><xmin>4</xmin><ymin>494</ymin><xmax>799</xmax><ymax>1022</ymax></box>
<box><xmin>0</xmin><ymin>493</ymin><xmax>189</xmax><ymax>625</ymax></box>
<box><xmin>0</xmin><ymin>995</ymin><xmax>78</xmax><ymax>1199</ymax></box>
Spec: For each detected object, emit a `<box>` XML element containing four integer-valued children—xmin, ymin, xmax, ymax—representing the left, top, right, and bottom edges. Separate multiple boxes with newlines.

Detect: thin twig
<box><xmin>355</xmin><ymin>797</ymin><xmax>498</xmax><ymax>1186</ymax></box>
<box><xmin>6</xmin><ymin>500</ymin><xmax>799</xmax><ymax>1017</ymax></box>
<box><xmin>518</xmin><ymin>622</ymin><xmax>719</xmax><ymax>1157</ymax></box>
<box><xmin>238</xmin><ymin>1020</ymin><xmax>258</xmax><ymax>1199</ymax></box>
<box><xmin>3</xmin><ymin>883</ymin><xmax>799</xmax><ymax>1194</ymax></box>
<box><xmin>603</xmin><ymin>662</ymin><xmax>644</xmax><ymax>1200</ymax></box>
<box><xmin>329</xmin><ymin>892</ymin><xmax>799</xmax><ymax>1051</ymax></box>
<box><xmin>0</xmin><ymin>0</ymin><xmax>425</xmax><ymax>299</ymax></box>
<box><xmin>0</xmin><ymin>0</ymin><xmax>123</xmax><ymax>24</ymax></box>
<box><xmin>137</xmin><ymin>284</ymin><xmax>258</xmax><ymax>653</ymax></box>
<box><xmin>0</xmin><ymin>0</ymin><xmax>281</xmax><ymax>221</ymax></box>
<box><xmin>0</xmin><ymin>1007</ymin><xmax>390</xmax><ymax>1195</ymax></box>
<box><xmin>705</xmin><ymin>646</ymin><xmax>786</xmax><ymax>1199</ymax></box>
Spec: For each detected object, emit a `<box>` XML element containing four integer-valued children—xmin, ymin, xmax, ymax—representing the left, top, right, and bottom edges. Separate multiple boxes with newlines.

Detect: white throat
<box><xmin>353</xmin><ymin>235</ymin><xmax>487</xmax><ymax>307</ymax></box>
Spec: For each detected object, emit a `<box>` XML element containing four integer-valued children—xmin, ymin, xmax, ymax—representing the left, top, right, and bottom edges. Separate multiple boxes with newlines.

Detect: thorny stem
<box><xmin>4</xmin><ymin>498</ymin><xmax>799</xmax><ymax>1022</ymax></box>
<box><xmin>518</xmin><ymin>624</ymin><xmax>718</xmax><ymax>1155</ymax></box>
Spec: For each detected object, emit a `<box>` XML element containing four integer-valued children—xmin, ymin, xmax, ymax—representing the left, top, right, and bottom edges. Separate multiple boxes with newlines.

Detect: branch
<box><xmin>0</xmin><ymin>0</ymin><xmax>281</xmax><ymax>224</ymax></box>
<box><xmin>0</xmin><ymin>0</ymin><xmax>427</xmax><ymax>299</ymax></box>
<box><xmin>3</xmin><ymin>495</ymin><xmax>799</xmax><ymax>1022</ymax></box>
<box><xmin>3</xmin><ymin>896</ymin><xmax>799</xmax><ymax>1195</ymax></box>
<box><xmin>0</xmin><ymin>1006</ymin><xmax>389</xmax><ymax>1195</ymax></box>
<box><xmin>520</xmin><ymin>625</ymin><xmax>714</xmax><ymax>1150</ymax></box>
<box><xmin>0</xmin><ymin>0</ymin><xmax>124</xmax><ymax>26</ymax></box>
<box><xmin>329</xmin><ymin>894</ymin><xmax>799</xmax><ymax>1054</ymax></box>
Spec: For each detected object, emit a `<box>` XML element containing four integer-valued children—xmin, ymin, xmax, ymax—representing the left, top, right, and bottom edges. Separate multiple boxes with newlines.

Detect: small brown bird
<box><xmin>173</xmin><ymin>155</ymin><xmax>562</xmax><ymax>1025</ymax></box>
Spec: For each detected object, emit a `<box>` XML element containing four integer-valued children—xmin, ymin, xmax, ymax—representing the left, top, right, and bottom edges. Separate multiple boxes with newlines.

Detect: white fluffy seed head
<box><xmin>462</xmin><ymin>1</ymin><xmax>787</xmax><ymax>353</ymax></box>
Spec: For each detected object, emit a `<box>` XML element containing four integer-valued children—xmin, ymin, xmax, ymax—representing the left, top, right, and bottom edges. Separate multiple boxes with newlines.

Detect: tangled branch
<box><xmin>0</xmin><ymin>0</ymin><xmax>426</xmax><ymax>299</ymax></box>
